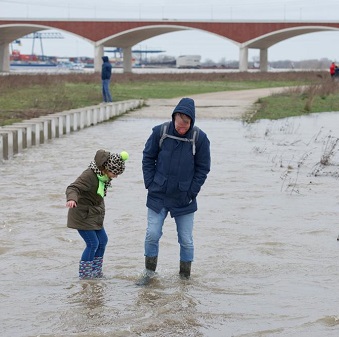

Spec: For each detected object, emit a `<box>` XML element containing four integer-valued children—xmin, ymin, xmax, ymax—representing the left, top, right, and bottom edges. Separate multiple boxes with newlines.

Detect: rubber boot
<box><xmin>179</xmin><ymin>261</ymin><xmax>191</xmax><ymax>280</ymax></box>
<box><xmin>136</xmin><ymin>256</ymin><xmax>158</xmax><ymax>286</ymax></box>
<box><xmin>145</xmin><ymin>256</ymin><xmax>158</xmax><ymax>272</ymax></box>
<box><xmin>79</xmin><ymin>260</ymin><xmax>93</xmax><ymax>279</ymax></box>
<box><xmin>92</xmin><ymin>256</ymin><xmax>104</xmax><ymax>278</ymax></box>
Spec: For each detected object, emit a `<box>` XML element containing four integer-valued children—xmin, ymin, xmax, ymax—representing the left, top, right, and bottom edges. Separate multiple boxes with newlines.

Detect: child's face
<box><xmin>105</xmin><ymin>170</ymin><xmax>118</xmax><ymax>179</ymax></box>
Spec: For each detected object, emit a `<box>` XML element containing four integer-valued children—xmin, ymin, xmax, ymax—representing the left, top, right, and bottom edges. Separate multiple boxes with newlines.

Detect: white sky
<box><xmin>1</xmin><ymin>0</ymin><xmax>339</xmax><ymax>63</ymax></box>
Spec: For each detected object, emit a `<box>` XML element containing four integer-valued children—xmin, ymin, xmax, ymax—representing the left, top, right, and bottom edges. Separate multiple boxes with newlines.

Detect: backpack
<box><xmin>159</xmin><ymin>121</ymin><xmax>200</xmax><ymax>155</ymax></box>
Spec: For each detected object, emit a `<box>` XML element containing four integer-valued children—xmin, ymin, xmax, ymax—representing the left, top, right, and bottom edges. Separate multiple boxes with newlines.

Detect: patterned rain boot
<box><xmin>79</xmin><ymin>260</ymin><xmax>93</xmax><ymax>279</ymax></box>
<box><xmin>179</xmin><ymin>261</ymin><xmax>191</xmax><ymax>280</ymax></box>
<box><xmin>92</xmin><ymin>256</ymin><xmax>104</xmax><ymax>278</ymax></box>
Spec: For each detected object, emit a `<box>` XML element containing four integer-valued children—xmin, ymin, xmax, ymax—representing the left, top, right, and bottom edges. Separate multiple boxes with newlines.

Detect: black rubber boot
<box><xmin>145</xmin><ymin>256</ymin><xmax>158</xmax><ymax>272</ymax></box>
<box><xmin>136</xmin><ymin>256</ymin><xmax>158</xmax><ymax>286</ymax></box>
<box><xmin>179</xmin><ymin>261</ymin><xmax>191</xmax><ymax>280</ymax></box>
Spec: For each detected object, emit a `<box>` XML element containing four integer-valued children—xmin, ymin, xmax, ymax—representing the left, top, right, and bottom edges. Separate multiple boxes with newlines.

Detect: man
<box><xmin>101</xmin><ymin>56</ymin><xmax>112</xmax><ymax>102</ymax></box>
<box><xmin>140</xmin><ymin>97</ymin><xmax>211</xmax><ymax>282</ymax></box>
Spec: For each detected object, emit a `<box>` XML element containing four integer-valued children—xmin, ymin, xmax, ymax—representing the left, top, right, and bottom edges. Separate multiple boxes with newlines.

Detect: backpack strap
<box><xmin>159</xmin><ymin>122</ymin><xmax>170</xmax><ymax>149</ymax></box>
<box><xmin>191</xmin><ymin>127</ymin><xmax>198</xmax><ymax>155</ymax></box>
<box><xmin>159</xmin><ymin>122</ymin><xmax>200</xmax><ymax>155</ymax></box>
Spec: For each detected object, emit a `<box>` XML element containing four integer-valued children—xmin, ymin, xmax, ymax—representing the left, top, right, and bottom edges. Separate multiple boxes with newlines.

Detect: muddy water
<box><xmin>1</xmin><ymin>109</ymin><xmax>339</xmax><ymax>337</ymax></box>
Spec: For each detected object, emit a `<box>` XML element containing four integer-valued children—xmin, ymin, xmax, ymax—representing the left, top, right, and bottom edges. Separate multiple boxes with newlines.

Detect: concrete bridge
<box><xmin>1</xmin><ymin>18</ymin><xmax>339</xmax><ymax>73</ymax></box>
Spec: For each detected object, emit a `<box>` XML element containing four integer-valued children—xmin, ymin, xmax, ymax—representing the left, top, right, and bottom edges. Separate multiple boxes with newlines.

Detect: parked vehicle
<box><xmin>176</xmin><ymin>55</ymin><xmax>201</xmax><ymax>69</ymax></box>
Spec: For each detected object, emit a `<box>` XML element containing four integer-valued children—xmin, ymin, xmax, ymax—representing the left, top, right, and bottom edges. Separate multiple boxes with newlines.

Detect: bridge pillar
<box><xmin>260</xmin><ymin>48</ymin><xmax>268</xmax><ymax>72</ymax></box>
<box><xmin>123</xmin><ymin>46</ymin><xmax>132</xmax><ymax>73</ymax></box>
<box><xmin>0</xmin><ymin>43</ymin><xmax>10</xmax><ymax>73</ymax></box>
<box><xmin>94</xmin><ymin>45</ymin><xmax>104</xmax><ymax>73</ymax></box>
<box><xmin>239</xmin><ymin>46</ymin><xmax>248</xmax><ymax>72</ymax></box>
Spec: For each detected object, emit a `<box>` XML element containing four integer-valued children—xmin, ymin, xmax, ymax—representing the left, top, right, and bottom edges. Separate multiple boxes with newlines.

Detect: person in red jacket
<box><xmin>330</xmin><ymin>62</ymin><xmax>337</xmax><ymax>78</ymax></box>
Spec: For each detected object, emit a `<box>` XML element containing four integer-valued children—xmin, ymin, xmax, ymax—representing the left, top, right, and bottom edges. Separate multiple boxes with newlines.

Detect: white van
<box><xmin>176</xmin><ymin>55</ymin><xmax>201</xmax><ymax>69</ymax></box>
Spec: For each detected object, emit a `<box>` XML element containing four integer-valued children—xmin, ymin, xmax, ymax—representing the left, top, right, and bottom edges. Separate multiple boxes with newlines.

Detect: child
<box><xmin>66</xmin><ymin>149</ymin><xmax>128</xmax><ymax>279</ymax></box>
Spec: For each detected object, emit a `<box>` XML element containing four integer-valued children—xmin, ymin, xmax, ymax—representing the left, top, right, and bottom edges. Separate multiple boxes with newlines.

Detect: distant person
<box><xmin>101</xmin><ymin>56</ymin><xmax>113</xmax><ymax>102</ymax></box>
<box><xmin>66</xmin><ymin>149</ymin><xmax>128</xmax><ymax>279</ymax></box>
<box><xmin>137</xmin><ymin>97</ymin><xmax>211</xmax><ymax>285</ymax></box>
<box><xmin>330</xmin><ymin>62</ymin><xmax>336</xmax><ymax>78</ymax></box>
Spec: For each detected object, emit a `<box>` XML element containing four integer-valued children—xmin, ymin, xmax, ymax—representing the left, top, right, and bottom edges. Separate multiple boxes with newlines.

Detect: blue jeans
<box><xmin>78</xmin><ymin>229</ymin><xmax>108</xmax><ymax>261</ymax></box>
<box><xmin>102</xmin><ymin>79</ymin><xmax>112</xmax><ymax>102</ymax></box>
<box><xmin>144</xmin><ymin>207</ymin><xmax>194</xmax><ymax>262</ymax></box>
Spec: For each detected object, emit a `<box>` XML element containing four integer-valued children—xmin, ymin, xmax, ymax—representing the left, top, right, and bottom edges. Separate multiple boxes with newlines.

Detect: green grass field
<box><xmin>1</xmin><ymin>71</ymin><xmax>338</xmax><ymax>126</ymax></box>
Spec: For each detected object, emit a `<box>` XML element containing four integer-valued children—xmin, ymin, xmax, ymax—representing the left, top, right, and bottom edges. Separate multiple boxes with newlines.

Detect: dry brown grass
<box><xmin>0</xmin><ymin>70</ymin><xmax>326</xmax><ymax>90</ymax></box>
<box><xmin>282</xmin><ymin>78</ymin><xmax>339</xmax><ymax>112</ymax></box>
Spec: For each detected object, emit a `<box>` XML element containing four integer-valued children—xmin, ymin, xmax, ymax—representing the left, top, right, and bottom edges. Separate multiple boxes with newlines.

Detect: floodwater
<box><xmin>1</xmin><ymin>106</ymin><xmax>339</xmax><ymax>337</ymax></box>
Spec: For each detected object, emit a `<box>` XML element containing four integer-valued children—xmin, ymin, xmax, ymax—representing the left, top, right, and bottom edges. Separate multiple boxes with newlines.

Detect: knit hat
<box><xmin>104</xmin><ymin>152</ymin><xmax>128</xmax><ymax>175</ymax></box>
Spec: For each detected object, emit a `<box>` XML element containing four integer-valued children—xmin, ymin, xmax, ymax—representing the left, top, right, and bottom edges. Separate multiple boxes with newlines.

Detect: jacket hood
<box><xmin>102</xmin><ymin>56</ymin><xmax>109</xmax><ymax>62</ymax></box>
<box><xmin>94</xmin><ymin>149</ymin><xmax>110</xmax><ymax>167</ymax></box>
<box><xmin>172</xmin><ymin>97</ymin><xmax>195</xmax><ymax>127</ymax></box>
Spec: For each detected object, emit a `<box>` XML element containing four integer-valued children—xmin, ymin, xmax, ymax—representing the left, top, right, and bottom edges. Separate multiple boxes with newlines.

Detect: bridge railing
<box><xmin>0</xmin><ymin>99</ymin><xmax>143</xmax><ymax>161</ymax></box>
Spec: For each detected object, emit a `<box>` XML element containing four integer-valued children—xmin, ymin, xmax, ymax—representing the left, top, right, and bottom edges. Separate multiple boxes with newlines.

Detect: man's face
<box><xmin>174</xmin><ymin>113</ymin><xmax>191</xmax><ymax>135</ymax></box>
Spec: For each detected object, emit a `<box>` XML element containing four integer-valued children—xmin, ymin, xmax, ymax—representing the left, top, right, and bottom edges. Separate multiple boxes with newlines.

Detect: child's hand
<box><xmin>66</xmin><ymin>200</ymin><xmax>77</xmax><ymax>208</ymax></box>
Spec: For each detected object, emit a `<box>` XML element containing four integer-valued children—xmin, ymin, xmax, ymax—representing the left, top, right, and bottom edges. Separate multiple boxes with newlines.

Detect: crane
<box><xmin>12</xmin><ymin>32</ymin><xmax>64</xmax><ymax>61</ymax></box>
<box><xmin>21</xmin><ymin>32</ymin><xmax>64</xmax><ymax>60</ymax></box>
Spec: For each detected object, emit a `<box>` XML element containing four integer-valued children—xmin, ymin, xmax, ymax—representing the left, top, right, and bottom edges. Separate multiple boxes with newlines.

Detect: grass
<box><xmin>0</xmin><ymin>70</ymin><xmax>337</xmax><ymax>126</ymax></box>
<box><xmin>251</xmin><ymin>92</ymin><xmax>339</xmax><ymax>120</ymax></box>
<box><xmin>247</xmin><ymin>79</ymin><xmax>339</xmax><ymax>121</ymax></box>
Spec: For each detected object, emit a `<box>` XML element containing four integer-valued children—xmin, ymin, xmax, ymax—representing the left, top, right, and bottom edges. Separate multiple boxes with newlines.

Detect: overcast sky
<box><xmin>2</xmin><ymin>0</ymin><xmax>339</xmax><ymax>63</ymax></box>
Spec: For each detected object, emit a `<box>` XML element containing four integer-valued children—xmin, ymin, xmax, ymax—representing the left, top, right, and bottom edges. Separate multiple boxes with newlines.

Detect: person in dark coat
<box><xmin>66</xmin><ymin>149</ymin><xmax>128</xmax><ymax>279</ymax></box>
<box><xmin>139</xmin><ymin>97</ymin><xmax>211</xmax><ymax>282</ymax></box>
<box><xmin>101</xmin><ymin>56</ymin><xmax>113</xmax><ymax>102</ymax></box>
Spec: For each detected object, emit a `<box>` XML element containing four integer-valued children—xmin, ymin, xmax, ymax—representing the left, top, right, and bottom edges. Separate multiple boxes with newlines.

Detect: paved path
<box><xmin>130</xmin><ymin>87</ymin><xmax>287</xmax><ymax>120</ymax></box>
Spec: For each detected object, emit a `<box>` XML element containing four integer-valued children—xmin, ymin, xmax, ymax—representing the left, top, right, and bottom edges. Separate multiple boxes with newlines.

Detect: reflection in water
<box><xmin>67</xmin><ymin>281</ymin><xmax>106</xmax><ymax>311</ymax></box>
<box><xmin>61</xmin><ymin>282</ymin><xmax>108</xmax><ymax>334</ymax></box>
<box><xmin>1</xmin><ymin>112</ymin><xmax>339</xmax><ymax>337</ymax></box>
<box><xmin>135</xmin><ymin>284</ymin><xmax>202</xmax><ymax>337</ymax></box>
